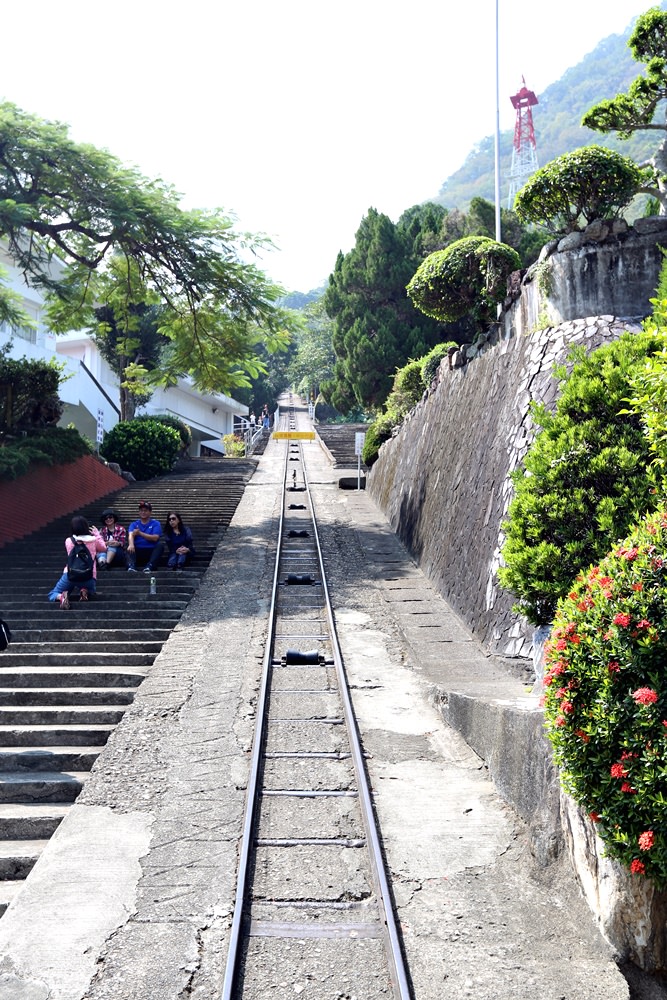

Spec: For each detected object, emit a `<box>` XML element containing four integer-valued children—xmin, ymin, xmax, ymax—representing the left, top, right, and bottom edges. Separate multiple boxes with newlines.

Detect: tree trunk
<box><xmin>654</xmin><ymin>123</ymin><xmax>667</xmax><ymax>215</ymax></box>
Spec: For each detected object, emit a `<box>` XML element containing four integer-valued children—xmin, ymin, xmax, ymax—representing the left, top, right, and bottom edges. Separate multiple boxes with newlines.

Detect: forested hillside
<box><xmin>436</xmin><ymin>5</ymin><xmax>666</xmax><ymax>210</ymax></box>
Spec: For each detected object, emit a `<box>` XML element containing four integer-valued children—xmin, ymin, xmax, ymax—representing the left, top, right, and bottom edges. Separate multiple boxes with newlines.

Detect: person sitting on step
<box><xmin>97</xmin><ymin>508</ymin><xmax>127</xmax><ymax>569</ymax></box>
<box><xmin>126</xmin><ymin>500</ymin><xmax>162</xmax><ymax>574</ymax></box>
<box><xmin>161</xmin><ymin>511</ymin><xmax>195</xmax><ymax>571</ymax></box>
<box><xmin>48</xmin><ymin>515</ymin><xmax>106</xmax><ymax>609</ymax></box>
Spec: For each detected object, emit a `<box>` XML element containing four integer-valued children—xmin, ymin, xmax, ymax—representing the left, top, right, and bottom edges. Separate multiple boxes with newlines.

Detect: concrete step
<box><xmin>0</xmin><ymin>803</ymin><xmax>68</xmax><ymax>839</ymax></box>
<box><xmin>0</xmin><ymin>707</ymin><xmax>126</xmax><ymax>725</ymax></box>
<box><xmin>0</xmin><ymin>600</ymin><xmax>191</xmax><ymax>613</ymax></box>
<box><xmin>0</xmin><ymin>771</ymin><xmax>88</xmax><ymax>803</ymax></box>
<box><xmin>0</xmin><ymin>879</ymin><xmax>26</xmax><ymax>917</ymax></box>
<box><xmin>5</xmin><ymin>616</ymin><xmax>181</xmax><ymax>629</ymax></box>
<box><xmin>0</xmin><ymin>576</ymin><xmax>204</xmax><ymax>588</ymax></box>
<box><xmin>0</xmin><ymin>688</ymin><xmax>136</xmax><ymax>707</ymax></box>
<box><xmin>0</xmin><ymin>464</ymin><xmax>254</xmax><ymax>901</ymax></box>
<box><xmin>9</xmin><ymin>630</ymin><xmax>172</xmax><ymax>643</ymax></box>
<box><xmin>1</xmin><ymin>652</ymin><xmax>156</xmax><ymax>667</ymax></box>
<box><xmin>0</xmin><ymin>725</ymin><xmax>114</xmax><ymax>747</ymax></box>
<box><xmin>0</xmin><ymin>668</ymin><xmax>145</xmax><ymax>688</ymax></box>
<box><xmin>0</xmin><ymin>747</ymin><xmax>101</xmax><ymax>771</ymax></box>
<box><xmin>0</xmin><ymin>839</ymin><xmax>48</xmax><ymax>879</ymax></box>
<box><xmin>8</xmin><ymin>642</ymin><xmax>164</xmax><ymax>656</ymax></box>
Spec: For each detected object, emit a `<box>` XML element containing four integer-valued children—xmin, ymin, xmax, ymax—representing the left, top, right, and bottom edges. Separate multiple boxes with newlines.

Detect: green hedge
<box><xmin>0</xmin><ymin>427</ymin><xmax>92</xmax><ymax>482</ymax></box>
<box><xmin>498</xmin><ymin>333</ymin><xmax>661</xmax><ymax>625</ymax></box>
<box><xmin>133</xmin><ymin>413</ymin><xmax>192</xmax><ymax>452</ymax></box>
<box><xmin>101</xmin><ymin>418</ymin><xmax>181</xmax><ymax>480</ymax></box>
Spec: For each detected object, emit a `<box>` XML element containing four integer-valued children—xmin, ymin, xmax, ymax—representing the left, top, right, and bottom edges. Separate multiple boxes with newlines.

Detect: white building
<box><xmin>0</xmin><ymin>246</ymin><xmax>248</xmax><ymax>455</ymax></box>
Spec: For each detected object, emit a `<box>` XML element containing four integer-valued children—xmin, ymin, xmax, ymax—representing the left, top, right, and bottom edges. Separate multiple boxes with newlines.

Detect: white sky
<box><xmin>0</xmin><ymin>0</ymin><xmax>652</xmax><ymax>292</ymax></box>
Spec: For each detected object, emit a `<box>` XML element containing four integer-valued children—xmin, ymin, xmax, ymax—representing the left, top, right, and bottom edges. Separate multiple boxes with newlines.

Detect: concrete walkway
<box><xmin>0</xmin><ymin>431</ymin><xmax>633</xmax><ymax>999</ymax></box>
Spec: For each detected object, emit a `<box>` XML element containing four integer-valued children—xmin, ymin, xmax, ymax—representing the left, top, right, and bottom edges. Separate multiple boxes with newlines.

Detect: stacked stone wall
<box><xmin>368</xmin><ymin>223</ymin><xmax>667</xmax><ymax>660</ymax></box>
<box><xmin>368</xmin><ymin>316</ymin><xmax>642</xmax><ymax>659</ymax></box>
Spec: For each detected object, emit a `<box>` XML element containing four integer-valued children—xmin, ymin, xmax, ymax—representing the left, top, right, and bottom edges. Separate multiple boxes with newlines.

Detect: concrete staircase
<box><xmin>0</xmin><ymin>457</ymin><xmax>255</xmax><ymax>915</ymax></box>
<box><xmin>315</xmin><ymin>423</ymin><xmax>369</xmax><ymax>469</ymax></box>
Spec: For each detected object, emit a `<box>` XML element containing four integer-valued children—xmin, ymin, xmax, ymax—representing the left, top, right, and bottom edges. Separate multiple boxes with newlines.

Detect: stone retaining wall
<box><xmin>368</xmin><ymin>314</ymin><xmax>641</xmax><ymax>659</ymax></box>
<box><xmin>366</xmin><ymin>221</ymin><xmax>667</xmax><ymax>660</ymax></box>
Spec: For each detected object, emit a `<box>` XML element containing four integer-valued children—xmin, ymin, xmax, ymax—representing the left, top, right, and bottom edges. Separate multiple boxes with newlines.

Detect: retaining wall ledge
<box><xmin>0</xmin><ymin>454</ymin><xmax>127</xmax><ymax>548</ymax></box>
<box><xmin>439</xmin><ymin>685</ymin><xmax>667</xmax><ymax>972</ymax></box>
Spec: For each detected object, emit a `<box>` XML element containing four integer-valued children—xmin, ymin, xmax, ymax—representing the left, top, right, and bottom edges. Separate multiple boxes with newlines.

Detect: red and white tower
<box><xmin>507</xmin><ymin>78</ymin><xmax>539</xmax><ymax>209</ymax></box>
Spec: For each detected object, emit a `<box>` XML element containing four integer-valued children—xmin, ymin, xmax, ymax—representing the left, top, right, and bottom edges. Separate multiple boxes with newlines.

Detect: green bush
<box><xmin>101</xmin><ymin>418</ymin><xmax>180</xmax><ymax>479</ymax></box>
<box><xmin>515</xmin><ymin>146</ymin><xmax>642</xmax><ymax>235</ymax></box>
<box><xmin>382</xmin><ymin>360</ymin><xmax>425</xmax><ymax>424</ymax></box>
<box><xmin>421</xmin><ymin>342</ymin><xmax>458</xmax><ymax>386</ymax></box>
<box><xmin>498</xmin><ymin>333</ymin><xmax>662</xmax><ymax>625</ymax></box>
<box><xmin>543</xmin><ymin>507</ymin><xmax>667</xmax><ymax>885</ymax></box>
<box><xmin>134</xmin><ymin>413</ymin><xmax>192</xmax><ymax>453</ymax></box>
<box><xmin>0</xmin><ymin>427</ymin><xmax>92</xmax><ymax>482</ymax></box>
<box><xmin>407</xmin><ymin>237</ymin><xmax>521</xmax><ymax>328</ymax></box>
<box><xmin>222</xmin><ymin>433</ymin><xmax>245</xmax><ymax>457</ymax></box>
<box><xmin>0</xmin><ymin>350</ymin><xmax>63</xmax><ymax>433</ymax></box>
<box><xmin>362</xmin><ymin>415</ymin><xmax>396</xmax><ymax>467</ymax></box>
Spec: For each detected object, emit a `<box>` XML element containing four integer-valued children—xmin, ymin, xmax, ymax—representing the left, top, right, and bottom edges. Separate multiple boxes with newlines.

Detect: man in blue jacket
<box><xmin>126</xmin><ymin>500</ymin><xmax>162</xmax><ymax>573</ymax></box>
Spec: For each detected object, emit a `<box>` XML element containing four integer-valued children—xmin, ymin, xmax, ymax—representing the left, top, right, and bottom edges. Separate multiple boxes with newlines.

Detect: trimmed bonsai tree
<box><xmin>582</xmin><ymin>6</ymin><xmax>667</xmax><ymax>215</ymax></box>
<box><xmin>514</xmin><ymin>145</ymin><xmax>642</xmax><ymax>235</ymax></box>
<box><xmin>406</xmin><ymin>236</ymin><xmax>521</xmax><ymax>329</ymax></box>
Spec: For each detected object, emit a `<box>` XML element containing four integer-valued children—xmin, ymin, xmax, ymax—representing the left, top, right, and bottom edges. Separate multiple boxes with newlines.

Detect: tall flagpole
<box><xmin>494</xmin><ymin>0</ymin><xmax>502</xmax><ymax>243</ymax></box>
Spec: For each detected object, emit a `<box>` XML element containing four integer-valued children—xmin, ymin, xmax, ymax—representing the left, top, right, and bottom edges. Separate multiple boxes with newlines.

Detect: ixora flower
<box><xmin>633</xmin><ymin>687</ymin><xmax>659</xmax><ymax>706</ymax></box>
<box><xmin>543</xmin><ymin>506</ymin><xmax>667</xmax><ymax>885</ymax></box>
<box><xmin>639</xmin><ymin>830</ymin><xmax>656</xmax><ymax>851</ymax></box>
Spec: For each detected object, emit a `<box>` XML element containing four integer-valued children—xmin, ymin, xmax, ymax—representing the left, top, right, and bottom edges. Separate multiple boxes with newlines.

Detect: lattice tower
<box><xmin>507</xmin><ymin>77</ymin><xmax>539</xmax><ymax>209</ymax></box>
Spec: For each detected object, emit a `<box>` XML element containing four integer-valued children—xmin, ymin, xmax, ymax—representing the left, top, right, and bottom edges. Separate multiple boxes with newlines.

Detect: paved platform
<box><xmin>0</xmin><ymin>431</ymin><xmax>635</xmax><ymax>999</ymax></box>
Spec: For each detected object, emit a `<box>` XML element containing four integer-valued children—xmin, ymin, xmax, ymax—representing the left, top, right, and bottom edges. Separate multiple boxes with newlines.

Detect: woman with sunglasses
<box><xmin>162</xmin><ymin>512</ymin><xmax>195</xmax><ymax>571</ymax></box>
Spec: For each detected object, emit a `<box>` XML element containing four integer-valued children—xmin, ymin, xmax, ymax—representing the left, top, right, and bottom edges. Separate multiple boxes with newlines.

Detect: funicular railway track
<box><xmin>223</xmin><ymin>400</ymin><xmax>411</xmax><ymax>1000</ymax></box>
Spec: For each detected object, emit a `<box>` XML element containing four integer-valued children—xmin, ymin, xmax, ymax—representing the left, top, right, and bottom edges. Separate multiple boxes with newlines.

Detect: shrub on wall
<box><xmin>362</xmin><ymin>415</ymin><xmax>396</xmax><ymax>468</ymax></box>
<box><xmin>543</xmin><ymin>507</ymin><xmax>667</xmax><ymax>885</ymax></box>
<box><xmin>514</xmin><ymin>146</ymin><xmax>642</xmax><ymax>235</ymax></box>
<box><xmin>406</xmin><ymin>237</ymin><xmax>521</xmax><ymax>328</ymax></box>
<box><xmin>0</xmin><ymin>350</ymin><xmax>63</xmax><ymax>433</ymax></box>
<box><xmin>101</xmin><ymin>418</ymin><xmax>180</xmax><ymax>480</ymax></box>
<box><xmin>363</xmin><ymin>341</ymin><xmax>460</xmax><ymax>468</ymax></box>
<box><xmin>421</xmin><ymin>342</ymin><xmax>457</xmax><ymax>386</ymax></box>
<box><xmin>0</xmin><ymin>427</ymin><xmax>92</xmax><ymax>482</ymax></box>
<box><xmin>498</xmin><ymin>333</ymin><xmax>661</xmax><ymax>625</ymax></box>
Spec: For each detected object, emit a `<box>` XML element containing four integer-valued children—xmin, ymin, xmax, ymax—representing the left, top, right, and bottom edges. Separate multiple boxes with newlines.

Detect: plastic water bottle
<box><xmin>149</xmin><ymin>576</ymin><xmax>157</xmax><ymax>596</ymax></box>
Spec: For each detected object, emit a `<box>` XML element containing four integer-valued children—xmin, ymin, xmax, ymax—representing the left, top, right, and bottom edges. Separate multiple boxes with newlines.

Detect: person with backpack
<box><xmin>47</xmin><ymin>515</ymin><xmax>106</xmax><ymax>609</ymax></box>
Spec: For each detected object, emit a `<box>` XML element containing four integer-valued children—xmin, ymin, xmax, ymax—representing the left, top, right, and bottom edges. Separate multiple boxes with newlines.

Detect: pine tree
<box><xmin>323</xmin><ymin>208</ymin><xmax>443</xmax><ymax>410</ymax></box>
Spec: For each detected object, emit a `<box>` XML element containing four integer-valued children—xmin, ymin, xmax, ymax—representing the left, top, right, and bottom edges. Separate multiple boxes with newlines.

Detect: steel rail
<box><xmin>299</xmin><ymin>442</ymin><xmax>412</xmax><ymax>1000</ymax></box>
<box><xmin>220</xmin><ymin>437</ymin><xmax>289</xmax><ymax>1000</ymax></box>
<box><xmin>221</xmin><ymin>402</ymin><xmax>411</xmax><ymax>1000</ymax></box>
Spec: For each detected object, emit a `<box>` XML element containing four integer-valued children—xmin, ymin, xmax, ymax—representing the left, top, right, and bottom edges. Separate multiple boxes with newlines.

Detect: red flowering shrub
<box><xmin>543</xmin><ymin>506</ymin><xmax>667</xmax><ymax>884</ymax></box>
